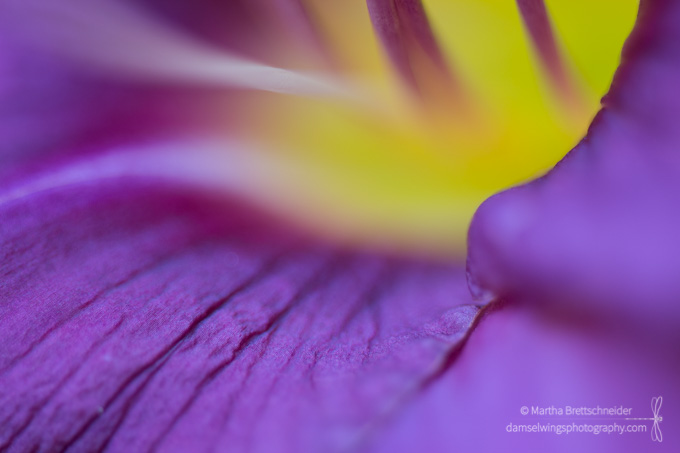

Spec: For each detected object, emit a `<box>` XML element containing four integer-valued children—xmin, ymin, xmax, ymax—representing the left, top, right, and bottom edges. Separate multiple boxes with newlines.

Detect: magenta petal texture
<box><xmin>468</xmin><ymin>0</ymin><xmax>680</xmax><ymax>333</ymax></box>
<box><xmin>0</xmin><ymin>179</ymin><xmax>479</xmax><ymax>452</ymax></box>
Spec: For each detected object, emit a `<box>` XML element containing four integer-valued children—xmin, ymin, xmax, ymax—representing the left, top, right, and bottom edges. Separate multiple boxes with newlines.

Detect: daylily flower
<box><xmin>1</xmin><ymin>1</ymin><xmax>678</xmax><ymax>452</ymax></box>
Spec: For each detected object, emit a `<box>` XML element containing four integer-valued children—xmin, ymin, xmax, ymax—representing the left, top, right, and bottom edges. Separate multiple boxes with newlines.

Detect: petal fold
<box><xmin>467</xmin><ymin>0</ymin><xmax>680</xmax><ymax>333</ymax></box>
<box><xmin>361</xmin><ymin>302</ymin><xmax>680</xmax><ymax>452</ymax></box>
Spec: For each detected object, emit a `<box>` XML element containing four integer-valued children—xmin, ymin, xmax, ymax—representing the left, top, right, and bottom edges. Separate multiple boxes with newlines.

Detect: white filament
<box><xmin>0</xmin><ymin>0</ymin><xmax>349</xmax><ymax>98</ymax></box>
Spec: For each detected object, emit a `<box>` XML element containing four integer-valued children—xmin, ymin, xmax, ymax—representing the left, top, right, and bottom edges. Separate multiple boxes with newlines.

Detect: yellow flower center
<box><xmin>228</xmin><ymin>0</ymin><xmax>637</xmax><ymax>258</ymax></box>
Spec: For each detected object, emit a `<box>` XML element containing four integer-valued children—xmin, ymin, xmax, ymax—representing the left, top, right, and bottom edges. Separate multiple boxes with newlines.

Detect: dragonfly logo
<box><xmin>625</xmin><ymin>396</ymin><xmax>663</xmax><ymax>442</ymax></box>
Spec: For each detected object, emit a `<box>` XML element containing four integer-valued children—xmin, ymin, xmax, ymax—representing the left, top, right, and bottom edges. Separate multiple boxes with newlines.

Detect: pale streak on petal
<box><xmin>0</xmin><ymin>142</ymin><xmax>292</xmax><ymax>211</ymax></box>
<box><xmin>0</xmin><ymin>141</ymin><xmax>373</xmax><ymax>250</ymax></box>
<box><xmin>0</xmin><ymin>140</ymin><xmax>455</xmax><ymax>257</ymax></box>
<box><xmin>0</xmin><ymin>0</ymin><xmax>348</xmax><ymax>99</ymax></box>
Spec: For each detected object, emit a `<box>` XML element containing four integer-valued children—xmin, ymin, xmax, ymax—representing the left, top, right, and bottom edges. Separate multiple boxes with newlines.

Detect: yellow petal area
<box><xmin>225</xmin><ymin>0</ymin><xmax>637</xmax><ymax>259</ymax></box>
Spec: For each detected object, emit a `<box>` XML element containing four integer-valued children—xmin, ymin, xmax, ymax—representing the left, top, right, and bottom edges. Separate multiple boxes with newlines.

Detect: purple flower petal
<box><xmin>361</xmin><ymin>302</ymin><xmax>680</xmax><ymax>452</ymax></box>
<box><xmin>2</xmin><ymin>0</ymin><xmax>677</xmax><ymax>451</ymax></box>
<box><xmin>0</xmin><ymin>174</ymin><xmax>479</xmax><ymax>452</ymax></box>
<box><xmin>467</xmin><ymin>0</ymin><xmax>680</xmax><ymax>333</ymax></box>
